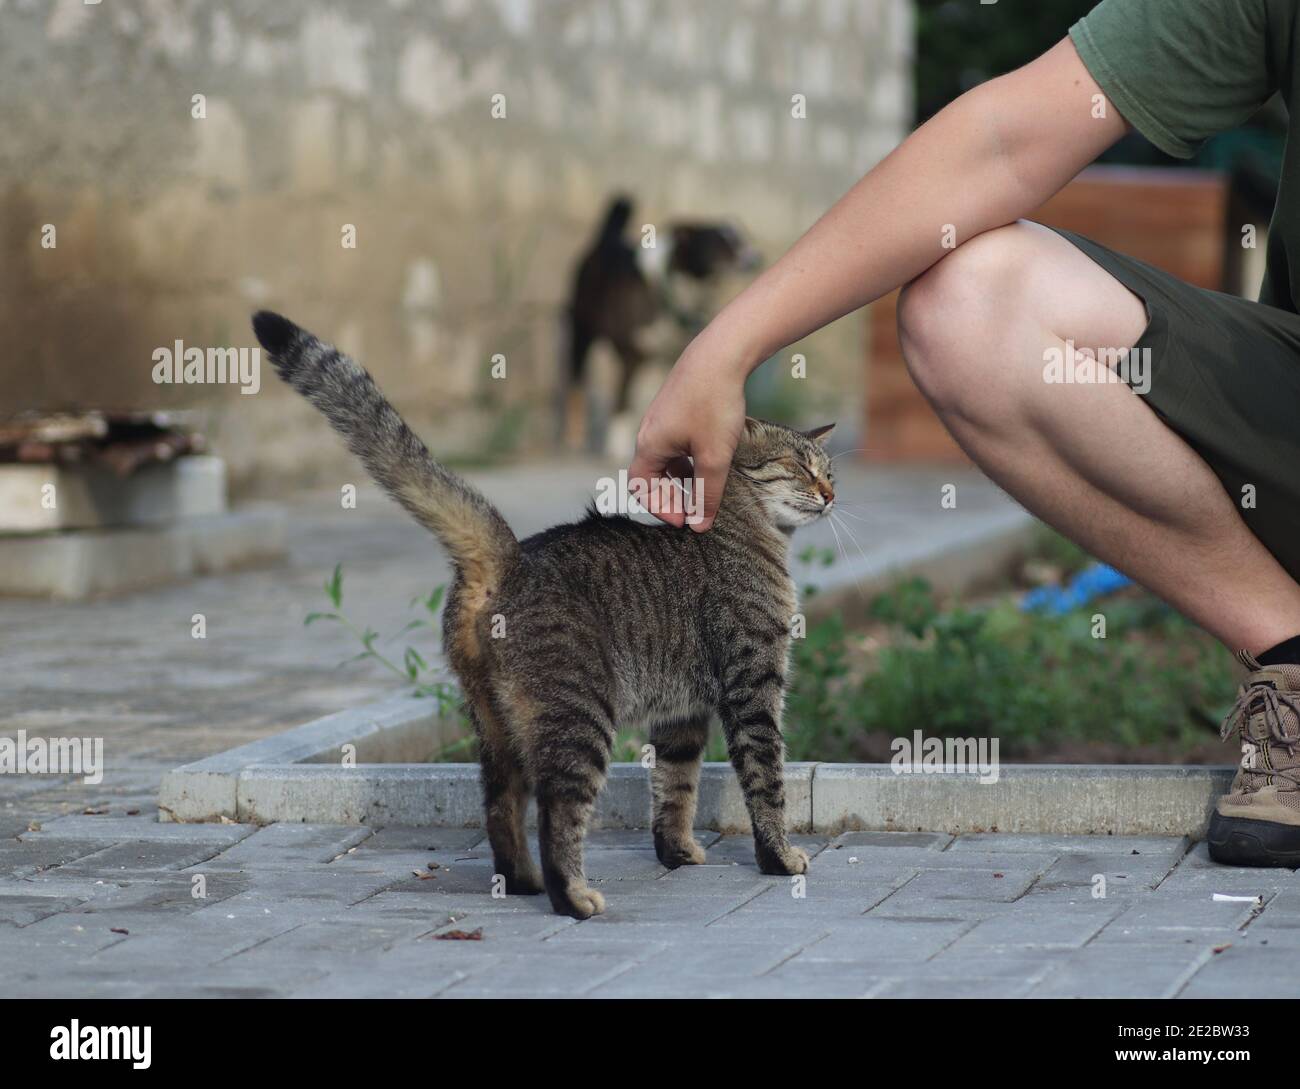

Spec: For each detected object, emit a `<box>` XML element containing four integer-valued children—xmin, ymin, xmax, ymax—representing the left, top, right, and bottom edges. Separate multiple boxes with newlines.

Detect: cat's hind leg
<box><xmin>648</xmin><ymin>713</ymin><xmax>710</xmax><ymax>867</ymax></box>
<box><xmin>532</xmin><ymin>706</ymin><xmax>612</xmax><ymax>919</ymax></box>
<box><xmin>473</xmin><ymin>700</ymin><xmax>543</xmax><ymax>895</ymax></box>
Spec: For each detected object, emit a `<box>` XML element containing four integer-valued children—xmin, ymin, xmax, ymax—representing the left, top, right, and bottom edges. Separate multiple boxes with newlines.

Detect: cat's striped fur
<box><xmin>253</xmin><ymin>310</ymin><xmax>836</xmax><ymax>918</ymax></box>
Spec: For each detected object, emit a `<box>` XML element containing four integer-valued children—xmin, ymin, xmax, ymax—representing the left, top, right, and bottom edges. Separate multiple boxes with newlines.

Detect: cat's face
<box><xmin>733</xmin><ymin>418</ymin><xmax>836</xmax><ymax>529</ymax></box>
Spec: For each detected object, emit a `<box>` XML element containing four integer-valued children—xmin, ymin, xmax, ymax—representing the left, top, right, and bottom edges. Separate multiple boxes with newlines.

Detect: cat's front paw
<box><xmin>756</xmin><ymin>842</ymin><xmax>809</xmax><ymax>876</ymax></box>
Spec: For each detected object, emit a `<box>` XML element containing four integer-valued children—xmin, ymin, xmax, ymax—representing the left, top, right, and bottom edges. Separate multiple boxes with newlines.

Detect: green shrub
<box><xmin>784</xmin><ymin>577</ymin><xmax>1234</xmax><ymax>760</ymax></box>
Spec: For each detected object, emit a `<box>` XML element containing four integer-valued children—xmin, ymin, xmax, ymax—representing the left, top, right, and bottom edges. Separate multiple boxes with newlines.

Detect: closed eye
<box><xmin>736</xmin><ymin>460</ymin><xmax>797</xmax><ymax>483</ymax></box>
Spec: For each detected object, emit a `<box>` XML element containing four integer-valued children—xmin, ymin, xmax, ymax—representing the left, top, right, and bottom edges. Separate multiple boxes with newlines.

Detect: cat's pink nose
<box><xmin>815</xmin><ymin>480</ymin><xmax>835</xmax><ymax>505</ymax></box>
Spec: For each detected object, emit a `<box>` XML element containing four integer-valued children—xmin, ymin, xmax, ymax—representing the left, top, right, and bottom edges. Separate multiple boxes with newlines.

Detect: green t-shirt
<box><xmin>1069</xmin><ymin>0</ymin><xmax>1298</xmax><ymax>310</ymax></box>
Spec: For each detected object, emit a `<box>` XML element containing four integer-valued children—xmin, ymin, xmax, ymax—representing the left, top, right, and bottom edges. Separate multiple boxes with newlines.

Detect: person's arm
<box><xmin>629</xmin><ymin>37</ymin><xmax>1129</xmax><ymax>530</ymax></box>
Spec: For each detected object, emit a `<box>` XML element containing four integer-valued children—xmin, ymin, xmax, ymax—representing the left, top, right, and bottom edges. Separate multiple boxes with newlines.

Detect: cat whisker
<box><xmin>829</xmin><ymin>447</ymin><xmax>879</xmax><ymax>462</ymax></box>
<box><xmin>831</xmin><ymin>509</ymin><xmax>875</xmax><ymax>579</ymax></box>
<box><xmin>823</xmin><ymin>513</ymin><xmax>859</xmax><ymax>596</ymax></box>
<box><xmin>829</xmin><ymin>504</ymin><xmax>870</xmax><ymax>524</ymax></box>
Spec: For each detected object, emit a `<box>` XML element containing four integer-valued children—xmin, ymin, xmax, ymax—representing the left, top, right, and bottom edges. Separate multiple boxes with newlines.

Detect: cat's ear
<box><xmin>742</xmin><ymin>416</ymin><xmax>765</xmax><ymax>439</ymax></box>
<box><xmin>804</xmin><ymin>423</ymin><xmax>836</xmax><ymax>446</ymax></box>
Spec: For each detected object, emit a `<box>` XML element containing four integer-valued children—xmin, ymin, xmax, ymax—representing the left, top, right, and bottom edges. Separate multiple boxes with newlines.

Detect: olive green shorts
<box><xmin>1049</xmin><ymin>225</ymin><xmax>1300</xmax><ymax>583</ymax></box>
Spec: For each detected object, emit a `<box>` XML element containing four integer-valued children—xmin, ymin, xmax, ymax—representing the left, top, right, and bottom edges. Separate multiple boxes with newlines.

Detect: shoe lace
<box><xmin>1219</xmin><ymin>682</ymin><xmax>1300</xmax><ymax>745</ymax></box>
<box><xmin>1220</xmin><ymin>680</ymin><xmax>1300</xmax><ymax>790</ymax></box>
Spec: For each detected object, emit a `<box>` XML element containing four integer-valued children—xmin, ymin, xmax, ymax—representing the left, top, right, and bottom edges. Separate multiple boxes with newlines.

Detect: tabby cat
<box><xmin>252</xmin><ymin>310</ymin><xmax>836</xmax><ymax>918</ymax></box>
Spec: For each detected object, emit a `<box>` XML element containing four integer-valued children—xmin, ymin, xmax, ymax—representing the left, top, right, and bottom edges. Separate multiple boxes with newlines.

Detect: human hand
<box><xmin>627</xmin><ymin>334</ymin><xmax>747</xmax><ymax>531</ymax></box>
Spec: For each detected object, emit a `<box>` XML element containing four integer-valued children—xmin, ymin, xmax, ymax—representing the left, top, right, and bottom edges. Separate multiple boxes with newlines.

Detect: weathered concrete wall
<box><xmin>0</xmin><ymin>0</ymin><xmax>911</xmax><ymax>492</ymax></box>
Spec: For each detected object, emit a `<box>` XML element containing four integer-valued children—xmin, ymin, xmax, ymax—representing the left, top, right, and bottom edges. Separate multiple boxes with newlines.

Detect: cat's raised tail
<box><xmin>252</xmin><ymin>310</ymin><xmax>520</xmax><ymax>589</ymax></box>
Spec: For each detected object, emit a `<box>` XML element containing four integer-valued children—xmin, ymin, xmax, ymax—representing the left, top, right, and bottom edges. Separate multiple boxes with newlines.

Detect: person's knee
<box><xmin>897</xmin><ymin>223</ymin><xmax>1038</xmax><ymax>416</ymax></box>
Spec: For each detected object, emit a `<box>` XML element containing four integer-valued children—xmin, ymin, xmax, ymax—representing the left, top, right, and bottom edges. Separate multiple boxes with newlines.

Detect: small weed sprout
<box><xmin>305</xmin><ymin>563</ymin><xmax>461</xmax><ymax>715</ymax></box>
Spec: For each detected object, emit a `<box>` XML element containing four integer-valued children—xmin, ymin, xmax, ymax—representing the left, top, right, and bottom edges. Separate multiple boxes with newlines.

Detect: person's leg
<box><xmin>896</xmin><ymin>220</ymin><xmax>1300</xmax><ymax>654</ymax></box>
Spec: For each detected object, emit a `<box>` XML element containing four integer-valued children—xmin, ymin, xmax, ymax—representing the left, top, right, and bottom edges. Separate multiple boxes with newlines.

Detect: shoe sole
<box><xmin>1207</xmin><ymin>812</ymin><xmax>1300</xmax><ymax>867</ymax></box>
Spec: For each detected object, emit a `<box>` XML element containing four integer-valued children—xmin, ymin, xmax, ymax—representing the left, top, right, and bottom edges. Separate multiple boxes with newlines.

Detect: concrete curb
<box><xmin>0</xmin><ymin>503</ymin><xmax>287</xmax><ymax>599</ymax></box>
<box><xmin>811</xmin><ymin>763</ymin><xmax>1236</xmax><ymax>837</ymax></box>
<box><xmin>158</xmin><ymin>693</ymin><xmax>461</xmax><ymax>823</ymax></box>
<box><xmin>160</xmin><ymin>697</ymin><xmax>1234</xmax><ymax>836</ymax></box>
<box><xmin>232</xmin><ymin>762</ymin><xmax>817</xmax><ymax>832</ymax></box>
<box><xmin>229</xmin><ymin>762</ymin><xmax>1232</xmax><ymax>836</ymax></box>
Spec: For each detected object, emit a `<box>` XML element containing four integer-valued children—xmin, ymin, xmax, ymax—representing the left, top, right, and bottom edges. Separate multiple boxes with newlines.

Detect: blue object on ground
<box><xmin>1021</xmin><ymin>562</ymin><xmax>1132</xmax><ymax>614</ymax></box>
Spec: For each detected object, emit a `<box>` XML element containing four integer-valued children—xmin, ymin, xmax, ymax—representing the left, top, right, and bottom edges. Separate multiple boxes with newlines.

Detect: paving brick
<box><xmin>1031</xmin><ymin>946</ymin><xmax>1211</xmax><ymax>998</ymax></box>
<box><xmin>829</xmin><ymin>831</ymin><xmax>953</xmax><ymax>851</ymax></box>
<box><xmin>323</xmin><ymin>847</ymin><xmax>456</xmax><ymax>881</ymax></box>
<box><xmin>1178</xmin><ymin>944</ymin><xmax>1300</xmax><ymax>997</ymax></box>
<box><xmin>190</xmin><ymin>866</ymin><xmax>401</xmax><ymax>908</ymax></box>
<box><xmin>809</xmin><ymin>846</ymin><xmax>1058</xmax><ymax>882</ymax></box>
<box><xmin>359</xmin><ymin>861</ymin><xmax>512</xmax><ymax>903</ymax></box>
<box><xmin>721</xmin><ymin>879</ymin><xmax>906</xmax><ymax>920</ymax></box>
<box><xmin>198</xmin><ymin>823</ymin><xmax>372</xmax><ymax>869</ymax></box>
<box><xmin>874</xmin><ymin>975</ymin><xmax>1036</xmax><ymax>998</ymax></box>
<box><xmin>584</xmin><ymin>829</ymin><xmax>723</xmax><ymax>851</ymax></box>
<box><xmin>1252</xmin><ymin>888</ymin><xmax>1300</xmax><ymax>914</ymax></box>
<box><xmin>584</xmin><ymin>941</ymin><xmax>820</xmax><ymax>997</ymax></box>
<box><xmin>1152</xmin><ymin>864</ymin><xmax>1300</xmax><ymax>896</ymax></box>
<box><xmin>0</xmin><ymin>891</ymin><xmax>91</xmax><ymax>926</ymax></box>
<box><xmin>226</xmin><ymin>916</ymin><xmax>445</xmax><ymax>961</ymax></box>
<box><xmin>14</xmin><ymin>870</ymin><xmax>249</xmax><ymax>915</ymax></box>
<box><xmin>796</xmin><ymin>916</ymin><xmax>972</xmax><ymax>962</ymax></box>
<box><xmin>288</xmin><ymin>966</ymin><xmax>477</xmax><ymax>998</ymax></box>
<box><xmin>747</xmin><ymin>959</ymin><xmax>892</xmax><ymax>998</ymax></box>
<box><xmin>1100</xmin><ymin>896</ymin><xmax>1260</xmax><ymax>934</ymax></box>
<box><xmin>423</xmin><ymin>912</ymin><xmax>573</xmax><ymax>942</ymax></box>
<box><xmin>1024</xmin><ymin>853</ymin><xmax>1179</xmax><ymax>903</ymax></box>
<box><xmin>701</xmin><ymin>833</ymin><xmax>831</xmax><ymax>864</ymax></box>
<box><xmin>20</xmin><ymin>815</ymin><xmax>254</xmax><ymax>845</ymax></box>
<box><xmin>875</xmin><ymin>867</ymin><xmax>1040</xmax><ymax>906</ymax></box>
<box><xmin>4</xmin><ymin>814</ymin><xmax>1296</xmax><ymax>997</ymax></box>
<box><xmin>360</xmin><ymin>825</ymin><xmax>486</xmax><ymax>851</ymax></box>
<box><xmin>440</xmin><ymin>951</ymin><xmax>638</xmax><ymax>997</ymax></box>
<box><xmin>913</xmin><ymin>948</ymin><xmax>1069</xmax><ymax>981</ymax></box>
<box><xmin>1174</xmin><ymin>840</ymin><xmax>1229</xmax><ymax>869</ymax></box>
<box><xmin>695</xmin><ymin>915</ymin><xmax>834</xmax><ymax>948</ymax></box>
<box><xmin>538</xmin><ymin>919</ymin><xmax>667</xmax><ymax>949</ymax></box>
<box><xmin>584</xmin><ymin>891</ymin><xmax>765</xmax><ymax>925</ymax></box>
<box><xmin>139</xmin><ymin>962</ymin><xmax>330</xmax><ymax>999</ymax></box>
<box><xmin>869</xmin><ymin>900</ymin><xmax>1021</xmax><ymax>923</ymax></box>
<box><xmin>944</xmin><ymin>903</ymin><xmax>1120</xmax><ymax>951</ymax></box>
<box><xmin>947</xmin><ymin>833</ymin><xmax>1190</xmax><ymax>858</ymax></box>
<box><xmin>0</xmin><ymin>912</ymin><xmax>129</xmax><ymax>960</ymax></box>
<box><xmin>0</xmin><ymin>970</ymin><xmax>155</xmax><ymax>999</ymax></box>
<box><xmin>86</xmin><ymin>909</ymin><xmax>310</xmax><ymax>968</ymax></box>
<box><xmin>53</xmin><ymin>840</ymin><xmax>231</xmax><ymax>874</ymax></box>
<box><xmin>584</xmin><ymin>849</ymin><xmax>674</xmax><ymax>882</ymax></box>
<box><xmin>649</xmin><ymin>864</ymin><xmax>778</xmax><ymax>898</ymax></box>
<box><xmin>0</xmin><ymin>838</ymin><xmax>118</xmax><ymax>876</ymax></box>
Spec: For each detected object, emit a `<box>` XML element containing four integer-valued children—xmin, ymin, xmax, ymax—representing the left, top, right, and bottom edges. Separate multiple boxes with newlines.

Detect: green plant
<box><xmin>785</xmin><ymin>610</ymin><xmax>853</xmax><ymax>761</ymax></box>
<box><xmin>305</xmin><ymin>564</ymin><xmax>462</xmax><ymax>717</ymax></box>
<box><xmin>783</xmin><ymin>577</ymin><xmax>1236</xmax><ymax>761</ymax></box>
<box><xmin>795</xmin><ymin>543</ymin><xmax>837</xmax><ymax>597</ymax></box>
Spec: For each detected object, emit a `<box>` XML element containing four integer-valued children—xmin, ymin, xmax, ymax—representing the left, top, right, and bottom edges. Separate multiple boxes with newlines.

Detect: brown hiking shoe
<box><xmin>1207</xmin><ymin>651</ymin><xmax>1300</xmax><ymax>866</ymax></box>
